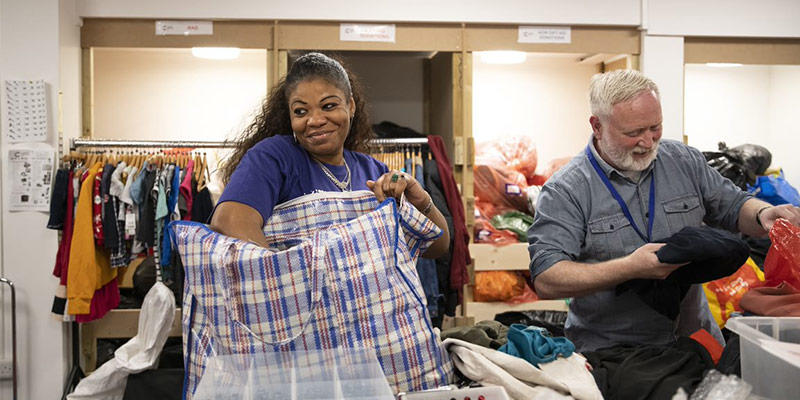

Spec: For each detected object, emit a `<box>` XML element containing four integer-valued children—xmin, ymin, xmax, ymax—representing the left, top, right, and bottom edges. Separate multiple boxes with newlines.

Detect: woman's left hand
<box><xmin>367</xmin><ymin>170</ymin><xmax>430</xmax><ymax>211</ymax></box>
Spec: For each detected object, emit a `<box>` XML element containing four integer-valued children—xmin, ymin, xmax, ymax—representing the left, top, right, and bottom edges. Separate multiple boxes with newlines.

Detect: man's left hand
<box><xmin>760</xmin><ymin>204</ymin><xmax>800</xmax><ymax>231</ymax></box>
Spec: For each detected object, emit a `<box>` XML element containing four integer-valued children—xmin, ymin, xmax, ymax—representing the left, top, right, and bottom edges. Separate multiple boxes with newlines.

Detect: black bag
<box><xmin>703</xmin><ymin>142</ymin><xmax>772</xmax><ymax>190</ymax></box>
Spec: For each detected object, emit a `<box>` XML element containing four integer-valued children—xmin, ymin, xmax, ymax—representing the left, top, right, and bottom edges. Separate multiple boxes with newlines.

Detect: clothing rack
<box><xmin>70</xmin><ymin>137</ymin><xmax>429</xmax><ymax>150</ymax></box>
<box><xmin>70</xmin><ymin>138</ymin><xmax>233</xmax><ymax>149</ymax></box>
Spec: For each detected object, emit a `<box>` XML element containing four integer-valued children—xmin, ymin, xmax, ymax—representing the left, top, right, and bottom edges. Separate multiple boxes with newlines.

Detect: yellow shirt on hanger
<box><xmin>67</xmin><ymin>162</ymin><xmax>117</xmax><ymax>315</ymax></box>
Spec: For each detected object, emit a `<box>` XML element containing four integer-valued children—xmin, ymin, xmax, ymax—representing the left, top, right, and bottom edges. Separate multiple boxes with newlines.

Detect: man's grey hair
<box><xmin>589</xmin><ymin>69</ymin><xmax>660</xmax><ymax>118</ymax></box>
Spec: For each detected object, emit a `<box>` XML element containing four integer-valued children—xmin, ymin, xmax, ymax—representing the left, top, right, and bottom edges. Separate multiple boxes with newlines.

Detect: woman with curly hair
<box><xmin>211</xmin><ymin>52</ymin><xmax>449</xmax><ymax>257</ymax></box>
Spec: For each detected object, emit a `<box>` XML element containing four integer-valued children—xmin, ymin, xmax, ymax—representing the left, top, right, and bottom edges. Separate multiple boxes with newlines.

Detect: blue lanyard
<box><xmin>585</xmin><ymin>145</ymin><xmax>655</xmax><ymax>243</ymax></box>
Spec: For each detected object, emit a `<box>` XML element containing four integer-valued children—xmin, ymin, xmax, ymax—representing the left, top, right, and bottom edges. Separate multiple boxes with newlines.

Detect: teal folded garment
<box><xmin>498</xmin><ymin>323</ymin><xmax>575</xmax><ymax>366</ymax></box>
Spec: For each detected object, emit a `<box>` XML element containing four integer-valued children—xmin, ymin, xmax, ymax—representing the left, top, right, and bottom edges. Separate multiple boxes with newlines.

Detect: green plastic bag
<box><xmin>490</xmin><ymin>211</ymin><xmax>534</xmax><ymax>241</ymax></box>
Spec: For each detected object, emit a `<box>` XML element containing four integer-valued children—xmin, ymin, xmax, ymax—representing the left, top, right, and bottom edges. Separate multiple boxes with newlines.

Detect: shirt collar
<box><xmin>586</xmin><ymin>135</ymin><xmax>656</xmax><ymax>181</ymax></box>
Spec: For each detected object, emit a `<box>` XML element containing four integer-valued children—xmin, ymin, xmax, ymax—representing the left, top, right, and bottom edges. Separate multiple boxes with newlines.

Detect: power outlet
<box><xmin>0</xmin><ymin>358</ymin><xmax>13</xmax><ymax>380</ymax></box>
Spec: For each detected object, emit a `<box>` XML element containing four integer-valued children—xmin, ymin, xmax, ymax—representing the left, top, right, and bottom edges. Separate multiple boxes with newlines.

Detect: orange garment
<box><xmin>67</xmin><ymin>162</ymin><xmax>117</xmax><ymax>315</ymax></box>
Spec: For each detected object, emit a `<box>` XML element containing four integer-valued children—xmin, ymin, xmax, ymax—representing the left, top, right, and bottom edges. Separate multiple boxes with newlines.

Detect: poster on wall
<box><xmin>5</xmin><ymin>79</ymin><xmax>48</xmax><ymax>143</ymax></box>
<box><xmin>7</xmin><ymin>147</ymin><xmax>54</xmax><ymax>212</ymax></box>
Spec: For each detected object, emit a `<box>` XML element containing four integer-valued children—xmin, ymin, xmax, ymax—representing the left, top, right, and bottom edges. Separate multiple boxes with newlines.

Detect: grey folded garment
<box><xmin>441</xmin><ymin>320</ymin><xmax>509</xmax><ymax>349</ymax></box>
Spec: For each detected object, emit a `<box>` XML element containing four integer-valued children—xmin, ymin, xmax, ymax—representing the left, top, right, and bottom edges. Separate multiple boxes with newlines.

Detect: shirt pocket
<box><xmin>662</xmin><ymin>194</ymin><xmax>704</xmax><ymax>232</ymax></box>
<box><xmin>587</xmin><ymin>214</ymin><xmax>632</xmax><ymax>261</ymax></box>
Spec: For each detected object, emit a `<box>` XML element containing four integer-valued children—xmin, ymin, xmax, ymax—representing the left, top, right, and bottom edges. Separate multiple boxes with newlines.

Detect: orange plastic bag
<box><xmin>703</xmin><ymin>257</ymin><xmax>765</xmax><ymax>328</ymax></box>
<box><xmin>474</xmin><ymin>271</ymin><xmax>526</xmax><ymax>302</ymax></box>
<box><xmin>763</xmin><ymin>218</ymin><xmax>800</xmax><ymax>288</ymax></box>
<box><xmin>475</xmin><ymin>137</ymin><xmax>538</xmax><ymax>181</ymax></box>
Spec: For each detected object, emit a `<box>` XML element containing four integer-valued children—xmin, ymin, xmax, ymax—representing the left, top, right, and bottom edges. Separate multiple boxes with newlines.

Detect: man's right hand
<box><xmin>624</xmin><ymin>243</ymin><xmax>684</xmax><ymax>279</ymax></box>
<box><xmin>533</xmin><ymin>243</ymin><xmax>688</xmax><ymax>299</ymax></box>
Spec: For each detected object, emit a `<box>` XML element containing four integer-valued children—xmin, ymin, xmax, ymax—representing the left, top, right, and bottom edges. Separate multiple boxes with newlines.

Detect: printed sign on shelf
<box><xmin>518</xmin><ymin>26</ymin><xmax>571</xmax><ymax>44</ymax></box>
<box><xmin>340</xmin><ymin>24</ymin><xmax>396</xmax><ymax>43</ymax></box>
<box><xmin>156</xmin><ymin>21</ymin><xmax>213</xmax><ymax>36</ymax></box>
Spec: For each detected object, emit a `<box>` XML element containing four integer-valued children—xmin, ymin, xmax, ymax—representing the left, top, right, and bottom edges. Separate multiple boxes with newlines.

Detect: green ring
<box><xmin>391</xmin><ymin>174</ymin><xmax>399</xmax><ymax>182</ymax></box>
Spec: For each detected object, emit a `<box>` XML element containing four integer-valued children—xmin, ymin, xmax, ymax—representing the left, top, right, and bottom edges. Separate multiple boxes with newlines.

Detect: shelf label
<box><xmin>340</xmin><ymin>24</ymin><xmax>396</xmax><ymax>43</ymax></box>
<box><xmin>518</xmin><ymin>26</ymin><xmax>571</xmax><ymax>44</ymax></box>
<box><xmin>156</xmin><ymin>21</ymin><xmax>213</xmax><ymax>36</ymax></box>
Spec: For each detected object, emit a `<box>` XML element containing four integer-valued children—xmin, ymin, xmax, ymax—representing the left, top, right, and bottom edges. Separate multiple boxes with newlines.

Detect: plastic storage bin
<box><xmin>192</xmin><ymin>348</ymin><xmax>394</xmax><ymax>400</ymax></box>
<box><xmin>725</xmin><ymin>317</ymin><xmax>800</xmax><ymax>400</ymax></box>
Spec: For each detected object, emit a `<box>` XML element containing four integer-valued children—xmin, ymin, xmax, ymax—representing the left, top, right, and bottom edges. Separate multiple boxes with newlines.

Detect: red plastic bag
<box><xmin>474</xmin><ymin>212</ymin><xmax>519</xmax><ymax>245</ymax></box>
<box><xmin>763</xmin><ymin>218</ymin><xmax>800</xmax><ymax>287</ymax></box>
<box><xmin>474</xmin><ymin>164</ymin><xmax>529</xmax><ymax>219</ymax></box>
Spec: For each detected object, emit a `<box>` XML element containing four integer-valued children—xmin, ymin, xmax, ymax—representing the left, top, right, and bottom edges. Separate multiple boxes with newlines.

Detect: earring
<box><xmin>292</xmin><ymin>132</ymin><xmax>298</xmax><ymax>143</ymax></box>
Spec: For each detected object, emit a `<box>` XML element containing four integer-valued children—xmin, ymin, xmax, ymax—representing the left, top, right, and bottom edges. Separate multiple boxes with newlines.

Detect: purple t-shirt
<box><xmin>217</xmin><ymin>134</ymin><xmax>389</xmax><ymax>223</ymax></box>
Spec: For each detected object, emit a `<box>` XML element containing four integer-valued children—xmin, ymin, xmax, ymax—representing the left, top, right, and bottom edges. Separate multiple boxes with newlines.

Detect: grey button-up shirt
<box><xmin>528</xmin><ymin>138</ymin><xmax>751</xmax><ymax>352</ymax></box>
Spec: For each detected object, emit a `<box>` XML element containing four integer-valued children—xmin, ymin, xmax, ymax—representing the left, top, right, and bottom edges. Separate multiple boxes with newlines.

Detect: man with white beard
<box><xmin>527</xmin><ymin>69</ymin><xmax>800</xmax><ymax>352</ymax></box>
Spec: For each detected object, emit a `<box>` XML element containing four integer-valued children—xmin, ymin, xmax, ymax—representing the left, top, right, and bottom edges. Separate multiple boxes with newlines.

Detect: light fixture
<box><xmin>479</xmin><ymin>51</ymin><xmax>527</xmax><ymax>65</ymax></box>
<box><xmin>705</xmin><ymin>63</ymin><xmax>743</xmax><ymax>68</ymax></box>
<box><xmin>191</xmin><ymin>47</ymin><xmax>241</xmax><ymax>60</ymax></box>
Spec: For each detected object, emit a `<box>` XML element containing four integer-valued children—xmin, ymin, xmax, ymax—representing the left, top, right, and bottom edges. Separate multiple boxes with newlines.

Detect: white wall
<box><xmin>343</xmin><ymin>53</ymin><xmax>425</xmax><ymax>133</ymax></box>
<box><xmin>0</xmin><ymin>0</ymin><xmax>72</xmax><ymax>399</ymax></box>
<box><xmin>685</xmin><ymin>64</ymin><xmax>800</xmax><ymax>187</ymax></box>
<box><xmin>472</xmin><ymin>53</ymin><xmax>599</xmax><ymax>167</ymax></box>
<box><xmin>641</xmin><ymin>34</ymin><xmax>685</xmax><ymax>142</ymax></box>
<box><xmin>769</xmin><ymin>66</ymin><xmax>800</xmax><ymax>188</ymax></box>
<box><xmin>76</xmin><ymin>0</ymin><xmax>641</xmax><ymax>25</ymax></box>
<box><xmin>93</xmin><ymin>48</ymin><xmax>267</xmax><ymax>142</ymax></box>
<box><xmin>647</xmin><ymin>0</ymin><xmax>800</xmax><ymax>38</ymax></box>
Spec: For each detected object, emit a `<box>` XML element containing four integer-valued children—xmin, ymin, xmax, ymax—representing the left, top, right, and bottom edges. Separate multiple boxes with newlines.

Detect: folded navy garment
<box><xmin>617</xmin><ymin>226</ymin><xmax>749</xmax><ymax>320</ymax></box>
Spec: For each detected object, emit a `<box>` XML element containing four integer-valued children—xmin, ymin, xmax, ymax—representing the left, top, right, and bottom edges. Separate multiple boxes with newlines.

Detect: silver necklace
<box><xmin>315</xmin><ymin>158</ymin><xmax>351</xmax><ymax>191</ymax></box>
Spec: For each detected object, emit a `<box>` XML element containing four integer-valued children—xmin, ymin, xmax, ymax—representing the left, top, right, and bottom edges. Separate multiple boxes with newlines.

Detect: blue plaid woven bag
<box><xmin>170</xmin><ymin>190</ymin><xmax>454</xmax><ymax>399</ymax></box>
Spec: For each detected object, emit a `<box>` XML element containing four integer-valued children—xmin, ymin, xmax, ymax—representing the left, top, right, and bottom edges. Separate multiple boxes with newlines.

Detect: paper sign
<box><xmin>340</xmin><ymin>24</ymin><xmax>396</xmax><ymax>43</ymax></box>
<box><xmin>5</xmin><ymin>80</ymin><xmax>47</xmax><ymax>143</ymax></box>
<box><xmin>156</xmin><ymin>20</ymin><xmax>213</xmax><ymax>36</ymax></box>
<box><xmin>7</xmin><ymin>148</ymin><xmax>54</xmax><ymax>212</ymax></box>
<box><xmin>518</xmin><ymin>26</ymin><xmax>571</xmax><ymax>44</ymax></box>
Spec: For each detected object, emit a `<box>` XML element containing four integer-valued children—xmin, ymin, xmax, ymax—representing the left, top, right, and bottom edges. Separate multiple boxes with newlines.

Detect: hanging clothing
<box><xmin>47</xmin><ymin>168</ymin><xmax>70</xmax><ymax>229</ymax></box>
<box><xmin>424</xmin><ymin>157</ymin><xmax>457</xmax><ymax>318</ymax></box>
<box><xmin>75</xmin><ymin>279</ymin><xmax>120</xmax><ymax>323</ymax></box>
<box><xmin>67</xmin><ymin>162</ymin><xmax>117</xmax><ymax>315</ymax></box>
<box><xmin>427</xmin><ymin>135</ymin><xmax>470</xmax><ymax>302</ymax></box>
<box><xmin>171</xmin><ymin>191</ymin><xmax>453</xmax><ymax>399</ymax></box>
<box><xmin>179</xmin><ymin>160</ymin><xmax>194</xmax><ymax>220</ymax></box>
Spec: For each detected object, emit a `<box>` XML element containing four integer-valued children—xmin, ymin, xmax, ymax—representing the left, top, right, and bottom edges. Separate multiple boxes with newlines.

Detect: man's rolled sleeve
<box><xmin>527</xmin><ymin>180</ymin><xmax>586</xmax><ymax>278</ymax></box>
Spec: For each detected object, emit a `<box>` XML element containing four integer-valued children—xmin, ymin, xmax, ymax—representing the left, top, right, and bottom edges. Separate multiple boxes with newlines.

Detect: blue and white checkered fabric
<box><xmin>170</xmin><ymin>190</ymin><xmax>454</xmax><ymax>399</ymax></box>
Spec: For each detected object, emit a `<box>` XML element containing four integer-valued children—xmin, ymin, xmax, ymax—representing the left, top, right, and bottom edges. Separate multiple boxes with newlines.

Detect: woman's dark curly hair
<box><xmin>220</xmin><ymin>52</ymin><xmax>373</xmax><ymax>185</ymax></box>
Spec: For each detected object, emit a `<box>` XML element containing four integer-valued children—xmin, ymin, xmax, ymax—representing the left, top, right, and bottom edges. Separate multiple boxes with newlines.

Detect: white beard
<box><xmin>598</xmin><ymin>139</ymin><xmax>659</xmax><ymax>172</ymax></box>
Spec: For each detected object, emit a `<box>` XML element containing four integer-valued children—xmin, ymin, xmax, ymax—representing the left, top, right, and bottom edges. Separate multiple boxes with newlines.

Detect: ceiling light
<box><xmin>479</xmin><ymin>51</ymin><xmax>527</xmax><ymax>65</ymax></box>
<box><xmin>705</xmin><ymin>63</ymin><xmax>743</xmax><ymax>68</ymax></box>
<box><xmin>191</xmin><ymin>47</ymin><xmax>241</xmax><ymax>60</ymax></box>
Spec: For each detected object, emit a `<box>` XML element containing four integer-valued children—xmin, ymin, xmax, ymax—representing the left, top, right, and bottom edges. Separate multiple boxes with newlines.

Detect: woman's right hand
<box><xmin>366</xmin><ymin>170</ymin><xmax>431</xmax><ymax>213</ymax></box>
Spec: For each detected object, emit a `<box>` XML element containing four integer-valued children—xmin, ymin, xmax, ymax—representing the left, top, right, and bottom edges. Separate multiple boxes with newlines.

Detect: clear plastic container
<box><xmin>725</xmin><ymin>317</ymin><xmax>800</xmax><ymax>400</ymax></box>
<box><xmin>192</xmin><ymin>348</ymin><xmax>394</xmax><ymax>400</ymax></box>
